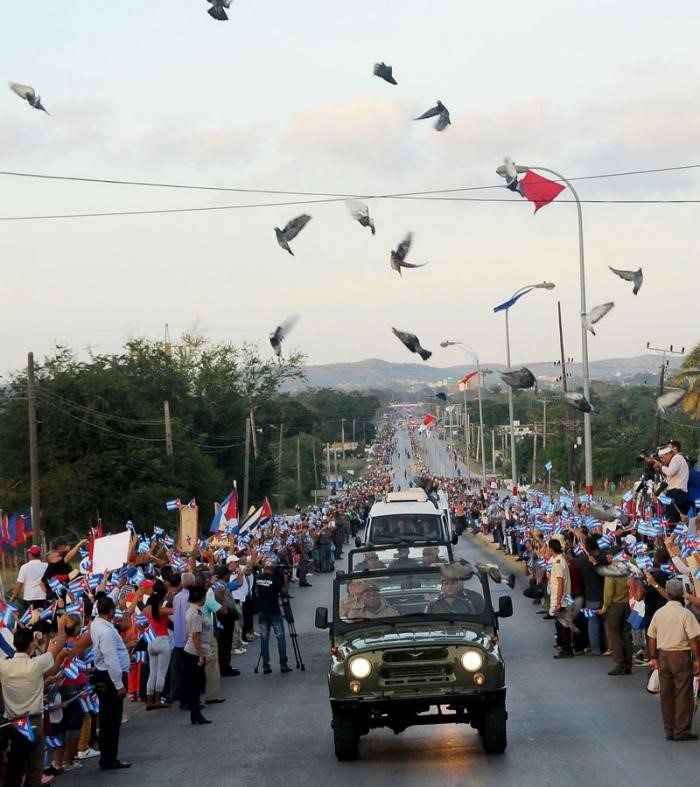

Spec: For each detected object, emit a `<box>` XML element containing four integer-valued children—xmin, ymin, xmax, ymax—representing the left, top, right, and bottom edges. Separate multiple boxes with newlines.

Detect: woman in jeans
<box><xmin>183</xmin><ymin>584</ymin><xmax>212</xmax><ymax>725</ymax></box>
<box><xmin>144</xmin><ymin>580</ymin><xmax>173</xmax><ymax>710</ymax></box>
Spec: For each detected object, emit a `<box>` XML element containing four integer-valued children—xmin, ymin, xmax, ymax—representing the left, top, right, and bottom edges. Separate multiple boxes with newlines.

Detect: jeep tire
<box><xmin>481</xmin><ymin>701</ymin><xmax>507</xmax><ymax>754</ymax></box>
<box><xmin>332</xmin><ymin>711</ymin><xmax>360</xmax><ymax>761</ymax></box>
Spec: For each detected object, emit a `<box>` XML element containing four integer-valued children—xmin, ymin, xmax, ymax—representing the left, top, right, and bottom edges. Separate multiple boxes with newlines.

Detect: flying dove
<box><xmin>8</xmin><ymin>82</ymin><xmax>49</xmax><ymax>114</ymax></box>
<box><xmin>274</xmin><ymin>214</ymin><xmax>311</xmax><ymax>255</ymax></box>
<box><xmin>581</xmin><ymin>302</ymin><xmax>615</xmax><ymax>336</ymax></box>
<box><xmin>207</xmin><ymin>0</ymin><xmax>232</xmax><ymax>20</ymax></box>
<box><xmin>345</xmin><ymin>199</ymin><xmax>375</xmax><ymax>234</ymax></box>
<box><xmin>269</xmin><ymin>315</ymin><xmax>299</xmax><ymax>358</ymax></box>
<box><xmin>414</xmin><ymin>100</ymin><xmax>450</xmax><ymax>131</ymax></box>
<box><xmin>563</xmin><ymin>391</ymin><xmax>595</xmax><ymax>413</ymax></box>
<box><xmin>502</xmin><ymin>157</ymin><xmax>523</xmax><ymax>195</ymax></box>
<box><xmin>609</xmin><ymin>266</ymin><xmax>643</xmax><ymax>295</ymax></box>
<box><xmin>500</xmin><ymin>367</ymin><xmax>537</xmax><ymax>390</ymax></box>
<box><xmin>373</xmin><ymin>62</ymin><xmax>397</xmax><ymax>85</ymax></box>
<box><xmin>392</xmin><ymin>327</ymin><xmax>432</xmax><ymax>361</ymax></box>
<box><xmin>656</xmin><ymin>388</ymin><xmax>686</xmax><ymax>413</ymax></box>
<box><xmin>390</xmin><ymin>232</ymin><xmax>429</xmax><ymax>276</ymax></box>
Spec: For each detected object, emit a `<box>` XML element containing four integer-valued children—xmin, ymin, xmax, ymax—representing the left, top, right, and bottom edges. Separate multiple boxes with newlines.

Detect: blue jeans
<box><xmin>586</xmin><ymin>600</ymin><xmax>604</xmax><ymax>655</ymax></box>
<box><xmin>259</xmin><ymin>614</ymin><xmax>287</xmax><ymax>668</ymax></box>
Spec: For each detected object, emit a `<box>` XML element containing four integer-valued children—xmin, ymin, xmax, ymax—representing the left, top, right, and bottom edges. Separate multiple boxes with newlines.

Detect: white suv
<box><xmin>358</xmin><ymin>489</ymin><xmax>457</xmax><ymax>546</ymax></box>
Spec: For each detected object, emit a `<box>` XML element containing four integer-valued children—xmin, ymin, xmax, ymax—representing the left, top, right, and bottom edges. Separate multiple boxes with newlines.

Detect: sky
<box><xmin>1</xmin><ymin>1</ymin><xmax>699</xmax><ymax>379</ymax></box>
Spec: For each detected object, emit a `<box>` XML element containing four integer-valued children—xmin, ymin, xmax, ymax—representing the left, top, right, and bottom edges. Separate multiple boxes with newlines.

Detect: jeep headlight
<box><xmin>460</xmin><ymin>649</ymin><xmax>483</xmax><ymax>672</ymax></box>
<box><xmin>349</xmin><ymin>656</ymin><xmax>372</xmax><ymax>679</ymax></box>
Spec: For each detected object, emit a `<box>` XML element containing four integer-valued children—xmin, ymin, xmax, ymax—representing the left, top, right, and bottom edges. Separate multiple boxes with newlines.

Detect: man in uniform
<box><xmin>354</xmin><ymin>552</ymin><xmax>387</xmax><ymax>572</ymax></box>
<box><xmin>391</xmin><ymin>546</ymin><xmax>418</xmax><ymax>570</ymax></box>
<box><xmin>339</xmin><ymin>579</ymin><xmax>365</xmax><ymax>620</ymax></box>
<box><xmin>427</xmin><ymin>578</ymin><xmax>477</xmax><ymax>614</ymax></box>
<box><xmin>419</xmin><ymin>546</ymin><xmax>446</xmax><ymax>567</ymax></box>
<box><xmin>647</xmin><ymin>578</ymin><xmax>700</xmax><ymax>741</ymax></box>
<box><xmin>349</xmin><ymin>582</ymin><xmax>399</xmax><ymax>619</ymax></box>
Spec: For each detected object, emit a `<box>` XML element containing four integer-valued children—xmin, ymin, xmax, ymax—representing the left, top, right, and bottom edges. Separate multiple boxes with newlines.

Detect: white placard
<box><xmin>91</xmin><ymin>530</ymin><xmax>131</xmax><ymax>574</ymax></box>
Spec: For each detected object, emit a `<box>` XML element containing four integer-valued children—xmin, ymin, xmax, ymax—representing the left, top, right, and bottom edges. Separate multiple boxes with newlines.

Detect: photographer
<box><xmin>644</xmin><ymin>443</ymin><xmax>690</xmax><ymax>523</ymax></box>
<box><xmin>255</xmin><ymin>560</ymin><xmax>292</xmax><ymax>675</ymax></box>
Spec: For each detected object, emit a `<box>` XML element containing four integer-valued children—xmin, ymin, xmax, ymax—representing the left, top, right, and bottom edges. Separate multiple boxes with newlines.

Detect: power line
<box><xmin>38</xmin><ymin>388</ymin><xmax>165</xmax><ymax>426</ymax></box>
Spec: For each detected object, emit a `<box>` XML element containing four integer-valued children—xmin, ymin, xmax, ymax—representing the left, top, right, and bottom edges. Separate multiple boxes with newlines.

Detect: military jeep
<box><xmin>315</xmin><ymin>561</ymin><xmax>513</xmax><ymax>760</ymax></box>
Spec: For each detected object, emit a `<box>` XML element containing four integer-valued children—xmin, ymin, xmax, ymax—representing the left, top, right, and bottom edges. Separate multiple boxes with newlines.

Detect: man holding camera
<box><xmin>645</xmin><ymin>443</ymin><xmax>690</xmax><ymax>523</ymax></box>
<box><xmin>255</xmin><ymin>560</ymin><xmax>292</xmax><ymax>675</ymax></box>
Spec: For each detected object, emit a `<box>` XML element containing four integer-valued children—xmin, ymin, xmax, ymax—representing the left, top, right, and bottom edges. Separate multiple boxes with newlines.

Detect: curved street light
<box><xmin>496</xmin><ymin>161</ymin><xmax>593</xmax><ymax>494</ymax></box>
<box><xmin>440</xmin><ymin>341</ymin><xmax>487</xmax><ymax>487</ymax></box>
<box><xmin>493</xmin><ymin>281</ymin><xmax>555</xmax><ymax>493</ymax></box>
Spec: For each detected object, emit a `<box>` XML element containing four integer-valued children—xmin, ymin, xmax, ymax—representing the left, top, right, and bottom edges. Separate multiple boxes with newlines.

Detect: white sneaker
<box><xmin>121</xmin><ymin>715</ymin><xmax>128</xmax><ymax>723</ymax></box>
<box><xmin>233</xmin><ymin>648</ymin><xmax>247</xmax><ymax>655</ymax></box>
<box><xmin>252</xmin><ymin>631</ymin><xmax>261</xmax><ymax>638</ymax></box>
<box><xmin>77</xmin><ymin>748</ymin><xmax>99</xmax><ymax>760</ymax></box>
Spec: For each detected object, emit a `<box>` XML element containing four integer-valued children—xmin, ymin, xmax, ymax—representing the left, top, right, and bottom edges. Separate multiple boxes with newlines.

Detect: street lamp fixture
<box><xmin>496</xmin><ymin>159</ymin><xmax>593</xmax><ymax>494</ymax></box>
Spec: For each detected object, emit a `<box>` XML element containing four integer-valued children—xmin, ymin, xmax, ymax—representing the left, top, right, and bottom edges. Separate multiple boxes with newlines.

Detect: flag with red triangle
<box><xmin>519</xmin><ymin>170</ymin><xmax>565</xmax><ymax>213</ymax></box>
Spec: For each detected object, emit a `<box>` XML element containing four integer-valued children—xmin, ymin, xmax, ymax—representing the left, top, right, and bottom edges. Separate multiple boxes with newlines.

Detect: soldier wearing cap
<box><xmin>647</xmin><ymin>578</ymin><xmax>700</xmax><ymax>741</ymax></box>
<box><xmin>348</xmin><ymin>582</ymin><xmax>398</xmax><ymax>620</ymax></box>
<box><xmin>339</xmin><ymin>579</ymin><xmax>365</xmax><ymax>620</ymax></box>
<box><xmin>354</xmin><ymin>552</ymin><xmax>387</xmax><ymax>572</ymax></box>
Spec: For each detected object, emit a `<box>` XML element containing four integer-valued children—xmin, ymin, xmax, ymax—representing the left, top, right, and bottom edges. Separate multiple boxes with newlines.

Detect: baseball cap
<box><xmin>28</xmin><ymin>545</ymin><xmax>41</xmax><ymax>557</ymax></box>
<box><xmin>226</xmin><ymin>554</ymin><xmax>240</xmax><ymax>563</ymax></box>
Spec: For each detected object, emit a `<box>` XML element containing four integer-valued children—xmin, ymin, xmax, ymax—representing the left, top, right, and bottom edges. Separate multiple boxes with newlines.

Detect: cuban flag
<box><xmin>210</xmin><ymin>484</ymin><xmax>238</xmax><ymax>534</ymax></box>
<box><xmin>627</xmin><ymin>600</ymin><xmax>646</xmax><ymax>629</ymax></box>
<box><xmin>11</xmin><ymin>718</ymin><xmax>35</xmax><ymax>743</ymax></box>
<box><xmin>581</xmin><ymin>608</ymin><xmax>597</xmax><ymax>619</ymax></box>
<box><xmin>623</xmin><ymin>490</ymin><xmax>635</xmax><ymax>502</ymax></box>
<box><xmin>141</xmin><ymin>626</ymin><xmax>157</xmax><ymax>645</ymax></box>
<box><xmin>45</xmin><ymin>736</ymin><xmax>63</xmax><ymax>750</ymax></box>
<box><xmin>62</xmin><ymin>660</ymin><xmax>81</xmax><ymax>680</ymax></box>
<box><xmin>64</xmin><ymin>601</ymin><xmax>84</xmax><ymax>616</ymax></box>
<box><xmin>153</xmin><ymin>526</ymin><xmax>164</xmax><ymax>537</ymax></box>
<box><xmin>165</xmin><ymin>499</ymin><xmax>182</xmax><ymax>511</ymax></box>
<box><xmin>40</xmin><ymin>603</ymin><xmax>57</xmax><ymax>621</ymax></box>
<box><xmin>237</xmin><ymin>499</ymin><xmax>272</xmax><ymax>538</ymax></box>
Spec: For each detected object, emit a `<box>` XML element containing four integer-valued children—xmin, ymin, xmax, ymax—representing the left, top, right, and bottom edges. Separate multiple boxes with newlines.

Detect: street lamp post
<box><xmin>495</xmin><ymin>281</ymin><xmax>555</xmax><ymax>495</ymax></box>
<box><xmin>496</xmin><ymin>161</ymin><xmax>593</xmax><ymax>495</ymax></box>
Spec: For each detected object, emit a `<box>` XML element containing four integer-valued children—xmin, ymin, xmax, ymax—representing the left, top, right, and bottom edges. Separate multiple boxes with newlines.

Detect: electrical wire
<box><xmin>38</xmin><ymin>388</ymin><xmax>165</xmax><ymax>426</ymax></box>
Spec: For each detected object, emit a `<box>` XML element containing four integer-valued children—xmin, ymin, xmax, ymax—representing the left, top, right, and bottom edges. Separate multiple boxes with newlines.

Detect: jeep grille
<box><xmin>383</xmin><ymin>647</ymin><xmax>449</xmax><ymax>663</ymax></box>
<box><xmin>380</xmin><ymin>664</ymin><xmax>453</xmax><ymax>686</ymax></box>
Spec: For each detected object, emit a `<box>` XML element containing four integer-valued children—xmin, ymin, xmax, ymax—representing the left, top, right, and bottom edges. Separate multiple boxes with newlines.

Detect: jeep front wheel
<box><xmin>332</xmin><ymin>712</ymin><xmax>360</xmax><ymax>761</ymax></box>
<box><xmin>481</xmin><ymin>701</ymin><xmax>507</xmax><ymax>754</ymax></box>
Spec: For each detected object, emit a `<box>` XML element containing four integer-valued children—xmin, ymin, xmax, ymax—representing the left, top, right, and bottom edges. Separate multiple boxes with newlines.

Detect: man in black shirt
<box><xmin>41</xmin><ymin>538</ymin><xmax>87</xmax><ymax>600</ymax></box>
<box><xmin>255</xmin><ymin>561</ymin><xmax>292</xmax><ymax>675</ymax></box>
<box><xmin>573</xmin><ymin>536</ymin><xmax>608</xmax><ymax>655</ymax></box>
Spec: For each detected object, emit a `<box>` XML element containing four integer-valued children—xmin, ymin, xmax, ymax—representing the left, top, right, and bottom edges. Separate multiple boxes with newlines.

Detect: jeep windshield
<box><xmin>367</xmin><ymin>514</ymin><xmax>443</xmax><ymax>542</ymax></box>
<box><xmin>348</xmin><ymin>544</ymin><xmax>452</xmax><ymax>572</ymax></box>
<box><xmin>336</xmin><ymin>568</ymin><xmax>486</xmax><ymax>625</ymax></box>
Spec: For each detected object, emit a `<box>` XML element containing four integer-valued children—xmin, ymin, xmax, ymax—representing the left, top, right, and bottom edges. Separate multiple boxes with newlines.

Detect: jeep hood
<box><xmin>337</xmin><ymin>621</ymin><xmax>493</xmax><ymax>654</ymax></box>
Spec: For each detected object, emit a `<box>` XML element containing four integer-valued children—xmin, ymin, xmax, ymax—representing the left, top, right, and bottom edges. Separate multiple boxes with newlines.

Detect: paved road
<box><xmin>68</xmin><ymin>430</ymin><xmax>698</xmax><ymax>787</ymax></box>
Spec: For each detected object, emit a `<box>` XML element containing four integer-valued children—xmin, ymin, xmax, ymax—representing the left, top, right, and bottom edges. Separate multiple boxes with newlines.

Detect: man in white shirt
<box><xmin>654</xmin><ymin>444</ymin><xmax>690</xmax><ymax>523</ymax></box>
<box><xmin>0</xmin><ymin>618</ymin><xmax>68</xmax><ymax>787</ymax></box>
<box><xmin>9</xmin><ymin>546</ymin><xmax>48</xmax><ymax>608</ymax></box>
<box><xmin>91</xmin><ymin>596</ymin><xmax>132</xmax><ymax>771</ymax></box>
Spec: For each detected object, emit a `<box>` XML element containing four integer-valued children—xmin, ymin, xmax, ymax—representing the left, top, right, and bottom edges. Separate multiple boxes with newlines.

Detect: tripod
<box><xmin>253</xmin><ymin>596</ymin><xmax>305</xmax><ymax>672</ymax></box>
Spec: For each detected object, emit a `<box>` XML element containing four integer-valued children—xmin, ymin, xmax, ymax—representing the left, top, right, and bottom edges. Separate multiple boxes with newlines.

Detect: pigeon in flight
<box><xmin>436</xmin><ymin>392</ymin><xmax>447</xmax><ymax>402</ymax></box>
<box><xmin>8</xmin><ymin>82</ymin><xmax>49</xmax><ymax>114</ymax></box>
<box><xmin>656</xmin><ymin>388</ymin><xmax>686</xmax><ymax>413</ymax></box>
<box><xmin>373</xmin><ymin>62</ymin><xmax>397</xmax><ymax>85</ymax></box>
<box><xmin>390</xmin><ymin>232</ymin><xmax>429</xmax><ymax>276</ymax></box>
<box><xmin>207</xmin><ymin>0</ymin><xmax>232</xmax><ymax>20</ymax></box>
<box><xmin>345</xmin><ymin>199</ymin><xmax>375</xmax><ymax>234</ymax></box>
<box><xmin>392</xmin><ymin>327</ymin><xmax>432</xmax><ymax>361</ymax></box>
<box><xmin>414</xmin><ymin>100</ymin><xmax>450</xmax><ymax>131</ymax></box>
<box><xmin>609</xmin><ymin>266</ymin><xmax>643</xmax><ymax>295</ymax></box>
<box><xmin>502</xmin><ymin>157</ymin><xmax>523</xmax><ymax>195</ymax></box>
<box><xmin>269</xmin><ymin>315</ymin><xmax>299</xmax><ymax>358</ymax></box>
<box><xmin>274</xmin><ymin>214</ymin><xmax>311</xmax><ymax>255</ymax></box>
<box><xmin>581</xmin><ymin>302</ymin><xmax>614</xmax><ymax>336</ymax></box>
<box><xmin>439</xmin><ymin>340</ymin><xmax>458</xmax><ymax>348</ymax></box>
<box><xmin>500</xmin><ymin>367</ymin><xmax>537</xmax><ymax>390</ymax></box>
<box><xmin>563</xmin><ymin>391</ymin><xmax>595</xmax><ymax>413</ymax></box>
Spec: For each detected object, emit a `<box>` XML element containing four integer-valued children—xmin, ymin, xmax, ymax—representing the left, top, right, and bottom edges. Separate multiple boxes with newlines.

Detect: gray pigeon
<box><xmin>500</xmin><ymin>367</ymin><xmax>537</xmax><ymax>390</ymax></box>
<box><xmin>502</xmin><ymin>157</ymin><xmax>523</xmax><ymax>195</ymax></box>
<box><xmin>373</xmin><ymin>62</ymin><xmax>397</xmax><ymax>85</ymax></box>
<box><xmin>439</xmin><ymin>340</ymin><xmax>458</xmax><ymax>348</ymax></box>
<box><xmin>414</xmin><ymin>100</ymin><xmax>450</xmax><ymax>131</ymax></box>
<box><xmin>581</xmin><ymin>302</ymin><xmax>614</xmax><ymax>336</ymax></box>
<box><xmin>563</xmin><ymin>391</ymin><xmax>595</xmax><ymax>413</ymax></box>
<box><xmin>475</xmin><ymin>562</ymin><xmax>516</xmax><ymax>588</ymax></box>
<box><xmin>390</xmin><ymin>232</ymin><xmax>429</xmax><ymax>276</ymax></box>
<box><xmin>269</xmin><ymin>315</ymin><xmax>299</xmax><ymax>358</ymax></box>
<box><xmin>207</xmin><ymin>0</ymin><xmax>232</xmax><ymax>20</ymax></box>
<box><xmin>609</xmin><ymin>266</ymin><xmax>643</xmax><ymax>295</ymax></box>
<box><xmin>345</xmin><ymin>199</ymin><xmax>375</xmax><ymax>234</ymax></box>
<box><xmin>440</xmin><ymin>560</ymin><xmax>475</xmax><ymax>581</ymax></box>
<box><xmin>274</xmin><ymin>214</ymin><xmax>311</xmax><ymax>255</ymax></box>
<box><xmin>656</xmin><ymin>388</ymin><xmax>686</xmax><ymax>413</ymax></box>
<box><xmin>392</xmin><ymin>327</ymin><xmax>432</xmax><ymax>361</ymax></box>
<box><xmin>8</xmin><ymin>82</ymin><xmax>49</xmax><ymax>114</ymax></box>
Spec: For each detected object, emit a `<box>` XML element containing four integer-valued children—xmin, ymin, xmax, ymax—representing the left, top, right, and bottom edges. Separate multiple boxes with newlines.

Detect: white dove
<box><xmin>345</xmin><ymin>199</ymin><xmax>375</xmax><ymax>234</ymax></box>
<box><xmin>581</xmin><ymin>302</ymin><xmax>614</xmax><ymax>335</ymax></box>
<box><xmin>609</xmin><ymin>266</ymin><xmax>643</xmax><ymax>295</ymax></box>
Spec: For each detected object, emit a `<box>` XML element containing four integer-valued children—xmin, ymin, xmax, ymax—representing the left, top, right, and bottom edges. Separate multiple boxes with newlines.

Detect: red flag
<box><xmin>459</xmin><ymin>370</ymin><xmax>479</xmax><ymax>386</ymax></box>
<box><xmin>519</xmin><ymin>170</ymin><xmax>565</xmax><ymax>213</ymax></box>
<box><xmin>423</xmin><ymin>414</ymin><xmax>436</xmax><ymax>426</ymax></box>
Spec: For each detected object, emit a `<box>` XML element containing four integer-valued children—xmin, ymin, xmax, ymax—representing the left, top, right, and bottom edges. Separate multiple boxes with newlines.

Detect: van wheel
<box><xmin>481</xmin><ymin>701</ymin><xmax>507</xmax><ymax>754</ymax></box>
<box><xmin>333</xmin><ymin>712</ymin><xmax>360</xmax><ymax>761</ymax></box>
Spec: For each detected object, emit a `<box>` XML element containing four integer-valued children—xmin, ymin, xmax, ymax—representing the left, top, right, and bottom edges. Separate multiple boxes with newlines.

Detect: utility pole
<box><xmin>532</xmin><ymin>425</ymin><xmax>538</xmax><ymax>484</ymax></box>
<box><xmin>296</xmin><ymin>435</ymin><xmax>302</xmax><ymax>501</ymax></box>
<box><xmin>340</xmin><ymin>419</ymin><xmax>346</xmax><ymax>460</ymax></box>
<box><xmin>27</xmin><ymin>352</ymin><xmax>40</xmax><ymax>549</ymax></box>
<box><xmin>334</xmin><ymin>448</ymin><xmax>339</xmax><ymax>491</ymax></box>
<box><xmin>646</xmin><ymin>341</ymin><xmax>685</xmax><ymax>447</ymax></box>
<box><xmin>277</xmin><ymin>424</ymin><xmax>284</xmax><ymax>510</ymax></box>
<box><xmin>555</xmin><ymin>301</ymin><xmax>575</xmax><ymax>486</ymax></box>
<box><xmin>491</xmin><ymin>429</ymin><xmax>496</xmax><ymax>475</ymax></box>
<box><xmin>243</xmin><ymin>417</ymin><xmax>251</xmax><ymax>515</ymax></box>
<box><xmin>311</xmin><ymin>439</ymin><xmax>319</xmax><ymax>491</ymax></box>
<box><xmin>163</xmin><ymin>400</ymin><xmax>174</xmax><ymax>457</ymax></box>
<box><xmin>352</xmin><ymin>419</ymin><xmax>356</xmax><ymax>443</ymax></box>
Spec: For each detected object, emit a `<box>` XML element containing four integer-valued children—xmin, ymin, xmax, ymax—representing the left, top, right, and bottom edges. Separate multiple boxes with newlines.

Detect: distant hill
<box><xmin>288</xmin><ymin>354</ymin><xmax>680</xmax><ymax>392</ymax></box>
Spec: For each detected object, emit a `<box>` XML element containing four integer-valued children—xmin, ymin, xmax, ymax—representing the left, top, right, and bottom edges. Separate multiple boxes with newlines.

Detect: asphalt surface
<box><xmin>67</xmin><ymin>429</ymin><xmax>698</xmax><ymax>787</ymax></box>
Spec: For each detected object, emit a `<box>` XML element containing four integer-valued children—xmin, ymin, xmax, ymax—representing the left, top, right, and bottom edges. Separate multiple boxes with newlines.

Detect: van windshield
<box><xmin>368</xmin><ymin>514</ymin><xmax>443</xmax><ymax>543</ymax></box>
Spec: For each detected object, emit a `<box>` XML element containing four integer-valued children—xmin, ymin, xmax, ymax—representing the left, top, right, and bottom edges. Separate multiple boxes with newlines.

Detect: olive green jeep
<box><xmin>315</xmin><ymin>560</ymin><xmax>513</xmax><ymax>760</ymax></box>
